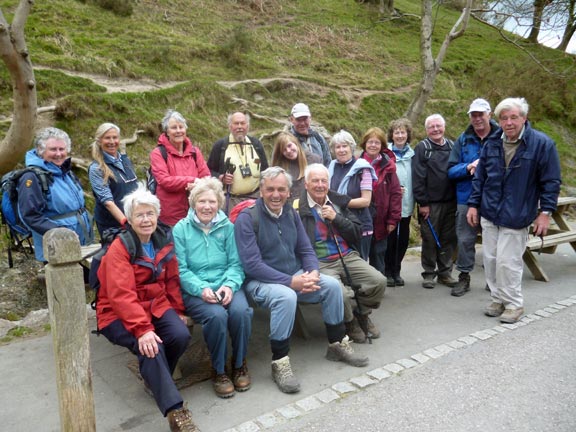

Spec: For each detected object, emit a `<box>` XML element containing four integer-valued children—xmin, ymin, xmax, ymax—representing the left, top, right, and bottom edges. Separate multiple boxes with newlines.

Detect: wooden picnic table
<box><xmin>523</xmin><ymin>196</ymin><xmax>576</xmax><ymax>282</ymax></box>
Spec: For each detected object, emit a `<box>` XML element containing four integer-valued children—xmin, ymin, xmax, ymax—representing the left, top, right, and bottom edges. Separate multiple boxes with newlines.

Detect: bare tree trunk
<box><xmin>405</xmin><ymin>0</ymin><xmax>473</xmax><ymax>126</ymax></box>
<box><xmin>382</xmin><ymin>0</ymin><xmax>394</xmax><ymax>15</ymax></box>
<box><xmin>0</xmin><ymin>0</ymin><xmax>37</xmax><ymax>176</ymax></box>
<box><xmin>528</xmin><ymin>0</ymin><xmax>553</xmax><ymax>43</ymax></box>
<box><xmin>557</xmin><ymin>0</ymin><xmax>576</xmax><ymax>51</ymax></box>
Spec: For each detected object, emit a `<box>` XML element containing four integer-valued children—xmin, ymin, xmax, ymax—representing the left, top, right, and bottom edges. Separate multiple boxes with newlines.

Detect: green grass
<box><xmin>1</xmin><ymin>0</ymin><xmax>575</xmax><ymax>191</ymax></box>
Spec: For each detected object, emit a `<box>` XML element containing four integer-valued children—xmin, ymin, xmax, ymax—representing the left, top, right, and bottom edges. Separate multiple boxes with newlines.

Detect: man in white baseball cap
<box><xmin>288</xmin><ymin>103</ymin><xmax>332</xmax><ymax>166</ymax></box>
<box><xmin>447</xmin><ymin>98</ymin><xmax>499</xmax><ymax>297</ymax></box>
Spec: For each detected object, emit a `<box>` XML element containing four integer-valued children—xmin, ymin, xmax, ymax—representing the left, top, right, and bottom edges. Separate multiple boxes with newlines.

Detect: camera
<box><xmin>239</xmin><ymin>164</ymin><xmax>252</xmax><ymax>178</ymax></box>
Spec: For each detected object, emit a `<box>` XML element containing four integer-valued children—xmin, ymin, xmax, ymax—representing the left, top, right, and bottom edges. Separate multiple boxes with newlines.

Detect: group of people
<box><xmin>15</xmin><ymin>97</ymin><xmax>561</xmax><ymax>432</ymax></box>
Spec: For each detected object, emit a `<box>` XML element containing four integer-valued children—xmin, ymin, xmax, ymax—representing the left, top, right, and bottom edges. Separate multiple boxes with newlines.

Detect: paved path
<box><xmin>1</xmin><ymin>244</ymin><xmax>575</xmax><ymax>432</ymax></box>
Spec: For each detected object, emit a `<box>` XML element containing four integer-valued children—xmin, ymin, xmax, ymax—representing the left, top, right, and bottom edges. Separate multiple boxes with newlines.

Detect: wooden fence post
<box><xmin>43</xmin><ymin>228</ymin><xmax>96</xmax><ymax>432</ymax></box>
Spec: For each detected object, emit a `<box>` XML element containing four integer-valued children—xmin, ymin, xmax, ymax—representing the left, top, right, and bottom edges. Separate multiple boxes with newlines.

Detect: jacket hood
<box><xmin>185</xmin><ymin>208</ymin><xmax>229</xmax><ymax>229</ymax></box>
<box><xmin>25</xmin><ymin>149</ymin><xmax>71</xmax><ymax>175</ymax></box>
<box><xmin>157</xmin><ymin>133</ymin><xmax>196</xmax><ymax>156</ymax></box>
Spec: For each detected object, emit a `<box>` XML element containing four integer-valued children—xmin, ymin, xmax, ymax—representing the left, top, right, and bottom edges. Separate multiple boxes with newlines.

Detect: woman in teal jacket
<box><xmin>173</xmin><ymin>177</ymin><xmax>252</xmax><ymax>399</ymax></box>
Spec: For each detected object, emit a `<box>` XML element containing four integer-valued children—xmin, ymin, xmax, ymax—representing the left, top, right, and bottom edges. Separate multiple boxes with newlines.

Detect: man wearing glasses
<box><xmin>467</xmin><ymin>97</ymin><xmax>561</xmax><ymax>324</ymax></box>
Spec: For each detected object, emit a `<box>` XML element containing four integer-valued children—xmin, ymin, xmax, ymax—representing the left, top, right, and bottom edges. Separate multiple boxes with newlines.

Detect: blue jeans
<box><xmin>245</xmin><ymin>271</ymin><xmax>343</xmax><ymax>341</ymax></box>
<box><xmin>183</xmin><ymin>289</ymin><xmax>253</xmax><ymax>374</ymax></box>
<box><xmin>99</xmin><ymin>309</ymin><xmax>191</xmax><ymax>416</ymax></box>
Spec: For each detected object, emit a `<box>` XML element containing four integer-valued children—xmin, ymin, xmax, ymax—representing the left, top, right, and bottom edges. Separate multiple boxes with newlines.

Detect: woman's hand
<box><xmin>216</xmin><ymin>286</ymin><xmax>233</xmax><ymax>306</ymax></box>
<box><xmin>138</xmin><ymin>331</ymin><xmax>163</xmax><ymax>358</ymax></box>
<box><xmin>201</xmin><ymin>287</ymin><xmax>219</xmax><ymax>303</ymax></box>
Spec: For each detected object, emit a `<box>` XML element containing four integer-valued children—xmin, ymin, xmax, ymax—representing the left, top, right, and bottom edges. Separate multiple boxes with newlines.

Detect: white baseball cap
<box><xmin>467</xmin><ymin>98</ymin><xmax>491</xmax><ymax>114</ymax></box>
<box><xmin>291</xmin><ymin>103</ymin><xmax>311</xmax><ymax>118</ymax></box>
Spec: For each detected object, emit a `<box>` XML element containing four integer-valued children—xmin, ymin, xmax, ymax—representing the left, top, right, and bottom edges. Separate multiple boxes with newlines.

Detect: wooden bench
<box><xmin>523</xmin><ymin>230</ymin><xmax>576</xmax><ymax>282</ymax></box>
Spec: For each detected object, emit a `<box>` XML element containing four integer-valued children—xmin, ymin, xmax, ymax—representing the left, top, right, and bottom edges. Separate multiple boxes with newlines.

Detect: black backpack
<box><xmin>1</xmin><ymin>167</ymin><xmax>53</xmax><ymax>267</ymax></box>
<box><xmin>146</xmin><ymin>145</ymin><xmax>197</xmax><ymax>194</ymax></box>
<box><xmin>88</xmin><ymin>227</ymin><xmax>138</xmax><ymax>310</ymax></box>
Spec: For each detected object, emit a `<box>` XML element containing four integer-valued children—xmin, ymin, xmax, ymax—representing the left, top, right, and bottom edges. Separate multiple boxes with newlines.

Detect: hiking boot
<box><xmin>232</xmin><ymin>360</ymin><xmax>251</xmax><ymax>392</ymax></box>
<box><xmin>437</xmin><ymin>274</ymin><xmax>458</xmax><ymax>287</ymax></box>
<box><xmin>345</xmin><ymin>318</ymin><xmax>366</xmax><ymax>343</ymax></box>
<box><xmin>394</xmin><ymin>275</ymin><xmax>405</xmax><ymax>286</ymax></box>
<box><xmin>451</xmin><ymin>272</ymin><xmax>471</xmax><ymax>297</ymax></box>
<box><xmin>167</xmin><ymin>406</ymin><xmax>200</xmax><ymax>432</ymax></box>
<box><xmin>386</xmin><ymin>276</ymin><xmax>396</xmax><ymax>287</ymax></box>
<box><xmin>271</xmin><ymin>356</ymin><xmax>300</xmax><ymax>393</ymax></box>
<box><xmin>422</xmin><ymin>275</ymin><xmax>436</xmax><ymax>289</ymax></box>
<box><xmin>212</xmin><ymin>372</ymin><xmax>235</xmax><ymax>398</ymax></box>
<box><xmin>356</xmin><ymin>313</ymin><xmax>381</xmax><ymax>339</ymax></box>
<box><xmin>485</xmin><ymin>283</ymin><xmax>490</xmax><ymax>292</ymax></box>
<box><xmin>500</xmin><ymin>307</ymin><xmax>524</xmax><ymax>324</ymax></box>
<box><xmin>484</xmin><ymin>301</ymin><xmax>505</xmax><ymax>317</ymax></box>
<box><xmin>326</xmin><ymin>336</ymin><xmax>369</xmax><ymax>367</ymax></box>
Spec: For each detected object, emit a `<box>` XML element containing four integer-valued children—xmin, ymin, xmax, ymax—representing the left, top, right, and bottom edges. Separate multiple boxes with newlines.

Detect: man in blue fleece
<box><xmin>234</xmin><ymin>167</ymin><xmax>368</xmax><ymax>394</ymax></box>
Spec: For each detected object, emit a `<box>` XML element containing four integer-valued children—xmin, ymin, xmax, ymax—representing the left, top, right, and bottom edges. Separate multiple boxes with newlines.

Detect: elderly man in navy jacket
<box><xmin>234</xmin><ymin>167</ymin><xmax>368</xmax><ymax>394</ymax></box>
<box><xmin>467</xmin><ymin>97</ymin><xmax>561</xmax><ymax>324</ymax></box>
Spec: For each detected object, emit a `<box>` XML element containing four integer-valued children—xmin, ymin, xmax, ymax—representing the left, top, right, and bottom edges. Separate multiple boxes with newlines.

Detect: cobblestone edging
<box><xmin>223</xmin><ymin>295</ymin><xmax>576</xmax><ymax>432</ymax></box>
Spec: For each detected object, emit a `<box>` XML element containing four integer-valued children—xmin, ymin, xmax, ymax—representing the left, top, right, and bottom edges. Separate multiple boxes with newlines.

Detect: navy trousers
<box><xmin>100</xmin><ymin>309</ymin><xmax>191</xmax><ymax>416</ymax></box>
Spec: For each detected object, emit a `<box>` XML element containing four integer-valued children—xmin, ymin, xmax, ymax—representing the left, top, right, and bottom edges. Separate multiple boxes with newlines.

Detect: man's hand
<box><xmin>321</xmin><ymin>205</ymin><xmax>337</xmax><ymax>221</ymax></box>
<box><xmin>291</xmin><ymin>271</ymin><xmax>320</xmax><ymax>294</ymax></box>
<box><xmin>418</xmin><ymin>205</ymin><xmax>430</xmax><ymax>220</ymax></box>
<box><xmin>533</xmin><ymin>212</ymin><xmax>551</xmax><ymax>237</ymax></box>
<box><xmin>220</xmin><ymin>172</ymin><xmax>234</xmax><ymax>185</ymax></box>
<box><xmin>138</xmin><ymin>331</ymin><xmax>162</xmax><ymax>358</ymax></box>
<box><xmin>467</xmin><ymin>207</ymin><xmax>479</xmax><ymax>227</ymax></box>
<box><xmin>467</xmin><ymin>159</ymin><xmax>479</xmax><ymax>176</ymax></box>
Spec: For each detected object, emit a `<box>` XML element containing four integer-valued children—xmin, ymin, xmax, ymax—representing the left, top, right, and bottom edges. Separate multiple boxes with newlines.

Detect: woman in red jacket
<box><xmin>96</xmin><ymin>184</ymin><xmax>199</xmax><ymax>432</ymax></box>
<box><xmin>359</xmin><ymin>127</ymin><xmax>402</xmax><ymax>277</ymax></box>
<box><xmin>150</xmin><ymin>110</ymin><xmax>210</xmax><ymax>226</ymax></box>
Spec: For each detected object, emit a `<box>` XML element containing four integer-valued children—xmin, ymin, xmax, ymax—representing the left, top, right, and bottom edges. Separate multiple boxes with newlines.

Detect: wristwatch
<box><xmin>541</xmin><ymin>210</ymin><xmax>552</xmax><ymax>216</ymax></box>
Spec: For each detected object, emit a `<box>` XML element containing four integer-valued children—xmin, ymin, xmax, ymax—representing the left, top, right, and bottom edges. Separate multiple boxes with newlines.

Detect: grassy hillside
<box><xmin>1</xmin><ymin>0</ymin><xmax>575</xmax><ymax>188</ymax></box>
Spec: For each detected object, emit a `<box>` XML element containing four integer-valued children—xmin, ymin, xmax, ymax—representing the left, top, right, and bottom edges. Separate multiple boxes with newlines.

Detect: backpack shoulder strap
<box><xmin>247</xmin><ymin>204</ymin><xmax>259</xmax><ymax>235</ymax></box>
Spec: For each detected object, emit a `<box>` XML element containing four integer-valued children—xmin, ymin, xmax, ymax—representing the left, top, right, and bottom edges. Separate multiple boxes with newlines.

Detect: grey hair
<box><xmin>304</xmin><ymin>163</ymin><xmax>329</xmax><ymax>182</ymax></box>
<box><xmin>161</xmin><ymin>109</ymin><xmax>188</xmax><ymax>132</ymax></box>
<box><xmin>34</xmin><ymin>127</ymin><xmax>72</xmax><ymax>156</ymax></box>
<box><xmin>188</xmin><ymin>177</ymin><xmax>225</xmax><ymax>209</ymax></box>
<box><xmin>260</xmin><ymin>166</ymin><xmax>293</xmax><ymax>189</ymax></box>
<box><xmin>123</xmin><ymin>182</ymin><xmax>161</xmax><ymax>221</ymax></box>
<box><xmin>330</xmin><ymin>129</ymin><xmax>356</xmax><ymax>153</ymax></box>
<box><xmin>424</xmin><ymin>114</ymin><xmax>445</xmax><ymax>129</ymax></box>
<box><xmin>494</xmin><ymin>97</ymin><xmax>529</xmax><ymax>118</ymax></box>
<box><xmin>227</xmin><ymin>112</ymin><xmax>250</xmax><ymax>126</ymax></box>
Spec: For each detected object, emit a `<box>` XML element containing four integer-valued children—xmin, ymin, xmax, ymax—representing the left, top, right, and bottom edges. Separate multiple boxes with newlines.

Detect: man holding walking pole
<box><xmin>296</xmin><ymin>164</ymin><xmax>386</xmax><ymax>344</ymax></box>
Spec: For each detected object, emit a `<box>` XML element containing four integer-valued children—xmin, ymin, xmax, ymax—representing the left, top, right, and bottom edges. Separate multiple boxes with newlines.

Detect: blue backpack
<box><xmin>1</xmin><ymin>167</ymin><xmax>53</xmax><ymax>266</ymax></box>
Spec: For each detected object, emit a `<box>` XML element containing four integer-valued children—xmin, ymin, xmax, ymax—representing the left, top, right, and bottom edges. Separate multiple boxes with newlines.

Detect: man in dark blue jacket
<box><xmin>448</xmin><ymin>99</ymin><xmax>499</xmax><ymax>297</ymax></box>
<box><xmin>467</xmin><ymin>97</ymin><xmax>561</xmax><ymax>324</ymax></box>
<box><xmin>234</xmin><ymin>167</ymin><xmax>368</xmax><ymax>394</ymax></box>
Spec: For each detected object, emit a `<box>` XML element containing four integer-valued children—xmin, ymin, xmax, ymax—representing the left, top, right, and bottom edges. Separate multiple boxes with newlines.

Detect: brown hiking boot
<box><xmin>451</xmin><ymin>272</ymin><xmax>471</xmax><ymax>297</ymax></box>
<box><xmin>437</xmin><ymin>274</ymin><xmax>458</xmax><ymax>287</ymax></box>
<box><xmin>167</xmin><ymin>406</ymin><xmax>200</xmax><ymax>432</ymax></box>
<box><xmin>345</xmin><ymin>317</ymin><xmax>366</xmax><ymax>343</ymax></box>
<box><xmin>232</xmin><ymin>360</ymin><xmax>251</xmax><ymax>392</ymax></box>
<box><xmin>212</xmin><ymin>373</ymin><xmax>235</xmax><ymax>398</ymax></box>
<box><xmin>500</xmin><ymin>307</ymin><xmax>524</xmax><ymax>324</ymax></box>
<box><xmin>326</xmin><ymin>336</ymin><xmax>369</xmax><ymax>367</ymax></box>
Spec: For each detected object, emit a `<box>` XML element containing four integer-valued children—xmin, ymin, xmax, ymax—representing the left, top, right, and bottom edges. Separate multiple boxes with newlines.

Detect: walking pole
<box><xmin>223</xmin><ymin>157</ymin><xmax>236</xmax><ymax>215</ymax></box>
<box><xmin>394</xmin><ymin>221</ymin><xmax>401</xmax><ymax>283</ymax></box>
<box><xmin>327</xmin><ymin>221</ymin><xmax>372</xmax><ymax>344</ymax></box>
<box><xmin>426</xmin><ymin>217</ymin><xmax>442</xmax><ymax>249</ymax></box>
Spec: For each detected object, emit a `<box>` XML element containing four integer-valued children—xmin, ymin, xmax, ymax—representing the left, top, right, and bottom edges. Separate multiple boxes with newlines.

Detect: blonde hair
<box><xmin>271</xmin><ymin>132</ymin><xmax>307</xmax><ymax>180</ymax></box>
<box><xmin>91</xmin><ymin>123</ymin><xmax>120</xmax><ymax>184</ymax></box>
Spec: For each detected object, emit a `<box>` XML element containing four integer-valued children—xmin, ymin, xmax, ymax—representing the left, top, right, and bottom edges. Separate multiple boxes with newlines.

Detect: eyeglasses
<box><xmin>133</xmin><ymin>211</ymin><xmax>157</xmax><ymax>221</ymax></box>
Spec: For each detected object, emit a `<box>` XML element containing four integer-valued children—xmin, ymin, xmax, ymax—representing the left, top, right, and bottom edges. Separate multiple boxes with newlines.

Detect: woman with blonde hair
<box><xmin>271</xmin><ymin>132</ymin><xmax>314</xmax><ymax>202</ymax></box>
<box><xmin>88</xmin><ymin>122</ymin><xmax>138</xmax><ymax>237</ymax></box>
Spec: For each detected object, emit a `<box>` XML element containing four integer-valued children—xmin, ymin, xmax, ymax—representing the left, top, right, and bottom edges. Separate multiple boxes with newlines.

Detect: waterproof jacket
<box><xmin>234</xmin><ymin>198</ymin><xmax>319</xmax><ymax>286</ymax></box>
<box><xmin>447</xmin><ymin>120</ymin><xmax>500</xmax><ymax>205</ymax></box>
<box><xmin>207</xmin><ymin>135</ymin><xmax>269</xmax><ymax>178</ymax></box>
<box><xmin>296</xmin><ymin>189</ymin><xmax>361</xmax><ymax>253</ymax></box>
<box><xmin>96</xmin><ymin>227</ymin><xmax>186</xmax><ymax>337</ymax></box>
<box><xmin>388</xmin><ymin>143</ymin><xmax>415</xmax><ymax>218</ymax></box>
<box><xmin>468</xmin><ymin>121</ymin><xmax>561</xmax><ymax>229</ymax></box>
<box><xmin>411</xmin><ymin>138</ymin><xmax>456</xmax><ymax>206</ymax></box>
<box><xmin>150</xmin><ymin>134</ymin><xmax>210</xmax><ymax>226</ymax></box>
<box><xmin>18</xmin><ymin>149</ymin><xmax>93</xmax><ymax>261</ymax></box>
<box><xmin>361</xmin><ymin>149</ymin><xmax>403</xmax><ymax>241</ymax></box>
<box><xmin>173</xmin><ymin>209</ymin><xmax>244</xmax><ymax>299</ymax></box>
